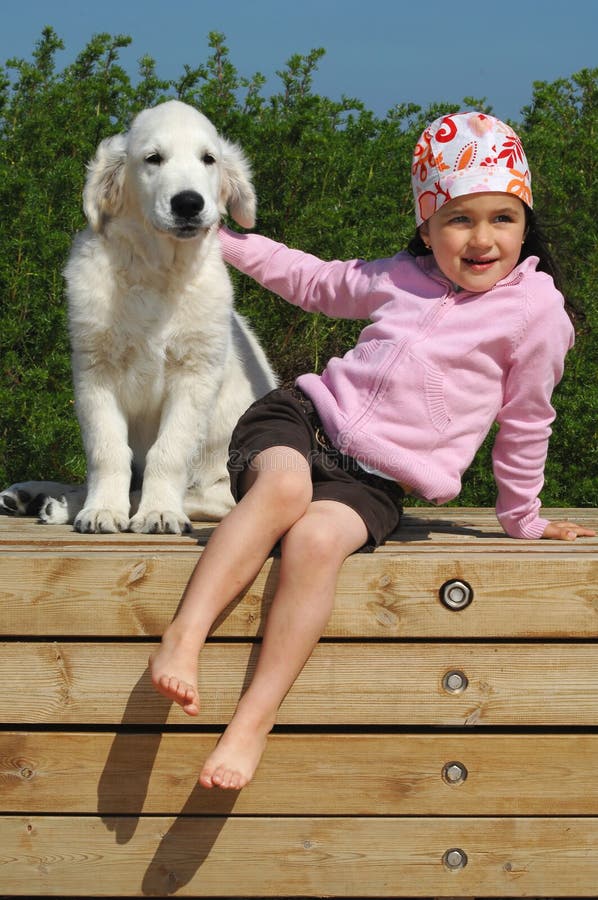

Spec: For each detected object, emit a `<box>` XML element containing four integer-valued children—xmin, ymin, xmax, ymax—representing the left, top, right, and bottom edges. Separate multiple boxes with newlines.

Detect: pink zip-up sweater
<box><xmin>220</xmin><ymin>228</ymin><xmax>574</xmax><ymax>539</ymax></box>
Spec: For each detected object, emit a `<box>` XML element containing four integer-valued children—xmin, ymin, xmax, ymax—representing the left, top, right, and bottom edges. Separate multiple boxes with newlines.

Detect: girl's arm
<box><xmin>219</xmin><ymin>227</ymin><xmax>393</xmax><ymax>320</ymax></box>
<box><xmin>492</xmin><ymin>284</ymin><xmax>583</xmax><ymax>540</ymax></box>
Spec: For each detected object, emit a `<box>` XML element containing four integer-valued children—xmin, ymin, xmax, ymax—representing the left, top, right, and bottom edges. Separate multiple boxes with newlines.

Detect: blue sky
<box><xmin>1</xmin><ymin>0</ymin><xmax>596</xmax><ymax>121</ymax></box>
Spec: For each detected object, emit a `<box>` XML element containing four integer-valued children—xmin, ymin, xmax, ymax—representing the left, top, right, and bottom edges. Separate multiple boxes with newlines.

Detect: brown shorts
<box><xmin>227</xmin><ymin>387</ymin><xmax>404</xmax><ymax>549</ymax></box>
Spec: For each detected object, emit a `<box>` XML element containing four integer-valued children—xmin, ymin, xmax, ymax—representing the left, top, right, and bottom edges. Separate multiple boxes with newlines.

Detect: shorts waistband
<box><xmin>286</xmin><ymin>385</ymin><xmax>405</xmax><ymax>502</ymax></box>
<box><xmin>285</xmin><ymin>385</ymin><xmax>337</xmax><ymax>453</ymax></box>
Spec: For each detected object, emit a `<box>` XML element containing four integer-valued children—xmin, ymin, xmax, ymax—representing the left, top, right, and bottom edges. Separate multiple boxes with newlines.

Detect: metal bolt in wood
<box><xmin>442</xmin><ymin>761</ymin><xmax>468</xmax><ymax>784</ymax></box>
<box><xmin>442</xmin><ymin>669</ymin><xmax>469</xmax><ymax>694</ymax></box>
<box><xmin>443</xmin><ymin>847</ymin><xmax>468</xmax><ymax>870</ymax></box>
<box><xmin>440</xmin><ymin>578</ymin><xmax>473</xmax><ymax>610</ymax></box>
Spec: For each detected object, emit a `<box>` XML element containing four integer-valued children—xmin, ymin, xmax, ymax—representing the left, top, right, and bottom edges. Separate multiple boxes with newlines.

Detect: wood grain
<box><xmin>3</xmin><ymin>815</ymin><xmax>598</xmax><ymax>896</ymax></box>
<box><xmin>4</xmin><ymin>731</ymin><xmax>598</xmax><ymax>815</ymax></box>
<box><xmin>2</xmin><ymin>640</ymin><xmax>598</xmax><ymax>726</ymax></box>
<box><xmin>1</xmin><ymin>508</ymin><xmax>596</xmax><ymax>899</ymax></box>
<box><xmin>1</xmin><ymin>551</ymin><xmax>597</xmax><ymax>637</ymax></box>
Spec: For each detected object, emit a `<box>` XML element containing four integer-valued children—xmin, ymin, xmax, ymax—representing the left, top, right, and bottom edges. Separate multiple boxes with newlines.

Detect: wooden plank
<box><xmin>3</xmin><ymin>815</ymin><xmax>598</xmax><ymax>896</ymax></box>
<box><xmin>1</xmin><ymin>552</ymin><xmax>596</xmax><ymax>638</ymax></box>
<box><xmin>1</xmin><ymin>507</ymin><xmax>595</xmax><ymax>548</ymax></box>
<box><xmin>5</xmin><ymin>731</ymin><xmax>598</xmax><ymax>816</ymax></box>
<box><xmin>1</xmin><ymin>504</ymin><xmax>595</xmax><ymax>650</ymax></box>
<box><xmin>3</xmin><ymin>641</ymin><xmax>598</xmax><ymax>726</ymax></box>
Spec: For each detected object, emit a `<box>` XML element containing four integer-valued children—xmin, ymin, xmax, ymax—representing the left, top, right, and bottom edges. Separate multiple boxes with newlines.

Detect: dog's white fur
<box><xmin>0</xmin><ymin>101</ymin><xmax>276</xmax><ymax>533</ymax></box>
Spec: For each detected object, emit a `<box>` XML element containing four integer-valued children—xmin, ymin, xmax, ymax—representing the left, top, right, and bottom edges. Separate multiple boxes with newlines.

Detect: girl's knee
<box><xmin>283</xmin><ymin>513</ymin><xmax>348</xmax><ymax>569</ymax></box>
<box><xmin>283</xmin><ymin>501</ymin><xmax>369</xmax><ymax>568</ymax></box>
<box><xmin>249</xmin><ymin>454</ymin><xmax>312</xmax><ymax>520</ymax></box>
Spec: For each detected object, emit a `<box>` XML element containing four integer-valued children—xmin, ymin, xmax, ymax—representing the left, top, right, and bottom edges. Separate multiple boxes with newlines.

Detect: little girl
<box><xmin>150</xmin><ymin>112</ymin><xmax>594</xmax><ymax>790</ymax></box>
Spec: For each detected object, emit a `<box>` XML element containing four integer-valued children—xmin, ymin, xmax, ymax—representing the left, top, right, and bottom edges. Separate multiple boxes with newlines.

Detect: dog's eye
<box><xmin>145</xmin><ymin>152</ymin><xmax>163</xmax><ymax>166</ymax></box>
<box><xmin>202</xmin><ymin>152</ymin><xmax>216</xmax><ymax>166</ymax></box>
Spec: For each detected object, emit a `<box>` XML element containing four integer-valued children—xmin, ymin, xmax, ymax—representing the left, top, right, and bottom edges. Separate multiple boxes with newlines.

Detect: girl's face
<box><xmin>419</xmin><ymin>192</ymin><xmax>527</xmax><ymax>293</ymax></box>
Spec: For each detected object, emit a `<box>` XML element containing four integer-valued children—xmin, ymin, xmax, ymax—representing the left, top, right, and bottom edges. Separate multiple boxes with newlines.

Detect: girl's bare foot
<box><xmin>149</xmin><ymin>628</ymin><xmax>201</xmax><ymax>716</ymax></box>
<box><xmin>199</xmin><ymin>708</ymin><xmax>274</xmax><ymax>790</ymax></box>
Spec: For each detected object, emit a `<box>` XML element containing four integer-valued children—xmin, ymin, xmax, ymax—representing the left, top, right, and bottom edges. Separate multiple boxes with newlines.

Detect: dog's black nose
<box><xmin>171</xmin><ymin>190</ymin><xmax>205</xmax><ymax>219</ymax></box>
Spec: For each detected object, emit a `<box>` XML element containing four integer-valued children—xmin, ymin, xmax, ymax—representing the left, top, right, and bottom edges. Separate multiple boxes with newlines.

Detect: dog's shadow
<box><xmin>97</xmin><ymin>562</ymin><xmax>276</xmax><ymax>895</ymax></box>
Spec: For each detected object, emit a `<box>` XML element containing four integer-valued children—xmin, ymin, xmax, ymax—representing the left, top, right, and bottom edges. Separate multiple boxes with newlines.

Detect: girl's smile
<box><xmin>419</xmin><ymin>192</ymin><xmax>527</xmax><ymax>293</ymax></box>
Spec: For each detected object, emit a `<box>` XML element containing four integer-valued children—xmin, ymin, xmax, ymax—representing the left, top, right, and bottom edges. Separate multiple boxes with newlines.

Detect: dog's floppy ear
<box><xmin>83</xmin><ymin>133</ymin><xmax>128</xmax><ymax>232</ymax></box>
<box><xmin>219</xmin><ymin>138</ymin><xmax>256</xmax><ymax>229</ymax></box>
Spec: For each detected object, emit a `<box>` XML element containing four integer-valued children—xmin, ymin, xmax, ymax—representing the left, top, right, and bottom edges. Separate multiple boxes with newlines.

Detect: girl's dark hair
<box><xmin>407</xmin><ymin>230</ymin><xmax>432</xmax><ymax>259</ymax></box>
<box><xmin>519</xmin><ymin>207</ymin><xmax>563</xmax><ymax>293</ymax></box>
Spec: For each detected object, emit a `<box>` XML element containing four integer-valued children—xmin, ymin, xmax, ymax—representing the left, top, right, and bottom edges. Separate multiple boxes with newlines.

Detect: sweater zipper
<box><xmin>419</xmin><ymin>287</ymin><xmax>456</xmax><ymax>337</ymax></box>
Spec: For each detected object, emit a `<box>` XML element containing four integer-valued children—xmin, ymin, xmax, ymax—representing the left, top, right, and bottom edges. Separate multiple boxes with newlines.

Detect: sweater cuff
<box><xmin>218</xmin><ymin>225</ymin><xmax>248</xmax><ymax>269</ymax></box>
<box><xmin>498</xmin><ymin>510</ymin><xmax>549</xmax><ymax>540</ymax></box>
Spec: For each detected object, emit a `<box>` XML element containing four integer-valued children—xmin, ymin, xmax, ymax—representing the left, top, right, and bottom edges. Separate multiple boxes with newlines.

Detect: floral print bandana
<box><xmin>411</xmin><ymin>112</ymin><xmax>533</xmax><ymax>226</ymax></box>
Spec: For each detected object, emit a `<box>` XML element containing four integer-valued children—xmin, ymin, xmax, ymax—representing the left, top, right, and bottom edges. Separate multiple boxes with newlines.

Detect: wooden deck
<box><xmin>1</xmin><ymin>507</ymin><xmax>597</xmax><ymax>898</ymax></box>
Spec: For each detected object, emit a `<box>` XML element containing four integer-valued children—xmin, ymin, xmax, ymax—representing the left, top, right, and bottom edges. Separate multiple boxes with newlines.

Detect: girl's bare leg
<box><xmin>199</xmin><ymin>499</ymin><xmax>369</xmax><ymax>789</ymax></box>
<box><xmin>149</xmin><ymin>447</ymin><xmax>313</xmax><ymax>715</ymax></box>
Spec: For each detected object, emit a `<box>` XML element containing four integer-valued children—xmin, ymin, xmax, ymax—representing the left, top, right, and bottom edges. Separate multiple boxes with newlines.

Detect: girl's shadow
<box><xmin>96</xmin><ymin>561</ymin><xmax>278</xmax><ymax>893</ymax></box>
<box><xmin>140</xmin><ymin>785</ymin><xmax>238</xmax><ymax>896</ymax></box>
<box><xmin>96</xmin><ymin>670</ymin><xmax>238</xmax><ymax>894</ymax></box>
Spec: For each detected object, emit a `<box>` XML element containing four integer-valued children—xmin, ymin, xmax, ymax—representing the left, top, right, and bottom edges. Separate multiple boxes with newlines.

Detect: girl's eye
<box><xmin>449</xmin><ymin>215</ymin><xmax>469</xmax><ymax>224</ymax></box>
<box><xmin>495</xmin><ymin>214</ymin><xmax>513</xmax><ymax>223</ymax></box>
<box><xmin>202</xmin><ymin>152</ymin><xmax>216</xmax><ymax>166</ymax></box>
<box><xmin>145</xmin><ymin>152</ymin><xmax>163</xmax><ymax>165</ymax></box>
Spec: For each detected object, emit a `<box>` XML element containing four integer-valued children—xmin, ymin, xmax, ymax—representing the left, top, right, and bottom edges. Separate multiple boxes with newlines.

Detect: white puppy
<box><xmin>0</xmin><ymin>101</ymin><xmax>276</xmax><ymax>533</ymax></box>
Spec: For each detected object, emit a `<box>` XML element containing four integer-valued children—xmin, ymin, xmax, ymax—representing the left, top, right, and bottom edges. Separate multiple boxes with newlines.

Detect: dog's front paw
<box><xmin>0</xmin><ymin>484</ymin><xmax>47</xmax><ymax>517</ymax></box>
<box><xmin>129</xmin><ymin>510</ymin><xmax>192</xmax><ymax>535</ymax></box>
<box><xmin>74</xmin><ymin>507</ymin><xmax>130</xmax><ymax>534</ymax></box>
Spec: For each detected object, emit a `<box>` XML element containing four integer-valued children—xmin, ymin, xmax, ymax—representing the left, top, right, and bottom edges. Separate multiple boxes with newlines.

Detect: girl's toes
<box><xmin>230</xmin><ymin>772</ymin><xmax>243</xmax><ymax>790</ymax></box>
<box><xmin>211</xmin><ymin>765</ymin><xmax>227</xmax><ymax>787</ymax></box>
<box><xmin>199</xmin><ymin>767</ymin><xmax>214</xmax><ymax>789</ymax></box>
